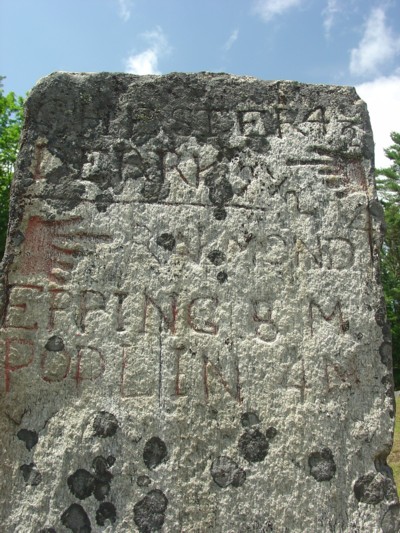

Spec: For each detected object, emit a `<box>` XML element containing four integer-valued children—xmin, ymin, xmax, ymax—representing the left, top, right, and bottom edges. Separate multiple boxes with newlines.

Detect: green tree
<box><xmin>376</xmin><ymin>132</ymin><xmax>400</xmax><ymax>387</ymax></box>
<box><xmin>0</xmin><ymin>77</ymin><xmax>24</xmax><ymax>258</ymax></box>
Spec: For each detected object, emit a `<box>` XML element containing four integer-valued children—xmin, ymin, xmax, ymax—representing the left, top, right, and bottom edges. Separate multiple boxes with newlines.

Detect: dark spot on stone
<box><xmin>12</xmin><ymin>230</ymin><xmax>25</xmax><ymax>246</ymax></box>
<box><xmin>244</xmin><ymin>232</ymin><xmax>254</xmax><ymax>244</ymax></box>
<box><xmin>143</xmin><ymin>436</ymin><xmax>168</xmax><ymax>470</ymax></box>
<box><xmin>238</xmin><ymin>429</ymin><xmax>269</xmax><ymax>462</ymax></box>
<box><xmin>96</xmin><ymin>502</ymin><xmax>117</xmax><ymax>526</ymax></box>
<box><xmin>89</xmin><ymin>456</ymin><xmax>113</xmax><ymax>500</ymax></box>
<box><xmin>231</xmin><ymin>468</ymin><xmax>246</xmax><ymax>487</ymax></box>
<box><xmin>209</xmin><ymin>407</ymin><xmax>218</xmax><ymax>419</ymax></box>
<box><xmin>245</xmin><ymin>136</ymin><xmax>270</xmax><ymax>152</ymax></box>
<box><xmin>20</xmin><ymin>463</ymin><xmax>33</xmax><ymax>481</ymax></box>
<box><xmin>94</xmin><ymin>192</ymin><xmax>113</xmax><ymax>213</ymax></box>
<box><xmin>93</xmin><ymin>479</ymin><xmax>111</xmax><ymax>501</ymax></box>
<box><xmin>369</xmin><ymin>199</ymin><xmax>385</xmax><ymax>221</ymax></box>
<box><xmin>217</xmin><ymin>271</ymin><xmax>228</xmax><ymax>283</ymax></box>
<box><xmin>211</xmin><ymin>456</ymin><xmax>246</xmax><ymax>488</ymax></box>
<box><xmin>67</xmin><ymin>469</ymin><xmax>95</xmax><ymax>500</ymax></box>
<box><xmin>38</xmin><ymin>529</ymin><xmax>56</xmax><ymax>533</ymax></box>
<box><xmin>379</xmin><ymin>342</ymin><xmax>392</xmax><ymax>367</ymax></box>
<box><xmin>134</xmin><ymin>489</ymin><xmax>168</xmax><ymax>533</ymax></box>
<box><xmin>214</xmin><ymin>207</ymin><xmax>227</xmax><ymax>220</ymax></box>
<box><xmin>17</xmin><ymin>428</ymin><xmax>39</xmax><ymax>450</ymax></box>
<box><xmin>92</xmin><ymin>456</ymin><xmax>112</xmax><ymax>480</ymax></box>
<box><xmin>354</xmin><ymin>472</ymin><xmax>390</xmax><ymax>504</ymax></box>
<box><xmin>93</xmin><ymin>411</ymin><xmax>118</xmax><ymax>438</ymax></box>
<box><xmin>241</xmin><ymin>412</ymin><xmax>260</xmax><ymax>428</ymax></box>
<box><xmin>156</xmin><ymin>233</ymin><xmax>176</xmax><ymax>251</ymax></box>
<box><xmin>207</xmin><ymin>176</ymin><xmax>234</xmax><ymax>206</ymax></box>
<box><xmin>308</xmin><ymin>448</ymin><xmax>336</xmax><ymax>482</ymax></box>
<box><xmin>141</xmin><ymin>177</ymin><xmax>170</xmax><ymax>203</ymax></box>
<box><xmin>137</xmin><ymin>475</ymin><xmax>152</xmax><ymax>487</ymax></box>
<box><xmin>45</xmin><ymin>183</ymin><xmax>87</xmax><ymax>213</ymax></box>
<box><xmin>61</xmin><ymin>503</ymin><xmax>91</xmax><ymax>533</ymax></box>
<box><xmin>381</xmin><ymin>323</ymin><xmax>392</xmax><ymax>342</ymax></box>
<box><xmin>335</xmin><ymin>191</ymin><xmax>346</xmax><ymax>199</ymax></box>
<box><xmin>107</xmin><ymin>455</ymin><xmax>116</xmax><ymax>467</ymax></box>
<box><xmin>207</xmin><ymin>250</ymin><xmax>226</xmax><ymax>266</ymax></box>
<box><xmin>264</xmin><ymin>520</ymin><xmax>275</xmax><ymax>532</ymax></box>
<box><xmin>375</xmin><ymin>299</ymin><xmax>387</xmax><ymax>326</ymax></box>
<box><xmin>45</xmin><ymin>335</ymin><xmax>65</xmax><ymax>352</ymax></box>
<box><xmin>266</xmin><ymin>427</ymin><xmax>278</xmax><ymax>439</ymax></box>
<box><xmin>19</xmin><ymin>463</ymin><xmax>42</xmax><ymax>486</ymax></box>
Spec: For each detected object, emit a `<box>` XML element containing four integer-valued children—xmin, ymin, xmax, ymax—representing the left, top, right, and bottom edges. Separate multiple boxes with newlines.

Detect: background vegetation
<box><xmin>376</xmin><ymin>132</ymin><xmax>400</xmax><ymax>388</ymax></box>
<box><xmin>0</xmin><ymin>78</ymin><xmax>24</xmax><ymax>258</ymax></box>
<box><xmin>388</xmin><ymin>396</ymin><xmax>400</xmax><ymax>497</ymax></box>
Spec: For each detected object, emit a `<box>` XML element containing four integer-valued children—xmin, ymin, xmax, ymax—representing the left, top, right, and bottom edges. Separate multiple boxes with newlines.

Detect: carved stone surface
<box><xmin>0</xmin><ymin>72</ymin><xmax>398</xmax><ymax>532</ymax></box>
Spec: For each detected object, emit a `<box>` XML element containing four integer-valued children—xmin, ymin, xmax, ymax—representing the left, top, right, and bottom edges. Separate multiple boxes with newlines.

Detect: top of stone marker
<box><xmin>3</xmin><ymin>71</ymin><xmax>376</xmax><ymax>294</ymax></box>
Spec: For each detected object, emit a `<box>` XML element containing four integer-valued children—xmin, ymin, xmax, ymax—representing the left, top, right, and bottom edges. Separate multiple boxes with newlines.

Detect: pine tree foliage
<box><xmin>376</xmin><ymin>132</ymin><xmax>400</xmax><ymax>386</ymax></box>
<box><xmin>0</xmin><ymin>77</ymin><xmax>24</xmax><ymax>258</ymax></box>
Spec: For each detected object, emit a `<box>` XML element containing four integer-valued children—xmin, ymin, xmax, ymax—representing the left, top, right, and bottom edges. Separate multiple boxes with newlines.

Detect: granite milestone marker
<box><xmin>0</xmin><ymin>72</ymin><xmax>398</xmax><ymax>532</ymax></box>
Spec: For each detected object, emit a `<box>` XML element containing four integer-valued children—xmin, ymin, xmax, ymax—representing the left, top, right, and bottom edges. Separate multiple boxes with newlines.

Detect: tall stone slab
<box><xmin>0</xmin><ymin>72</ymin><xmax>398</xmax><ymax>532</ymax></box>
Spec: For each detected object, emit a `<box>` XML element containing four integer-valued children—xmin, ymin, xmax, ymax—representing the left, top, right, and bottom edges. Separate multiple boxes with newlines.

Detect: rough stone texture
<box><xmin>0</xmin><ymin>72</ymin><xmax>398</xmax><ymax>532</ymax></box>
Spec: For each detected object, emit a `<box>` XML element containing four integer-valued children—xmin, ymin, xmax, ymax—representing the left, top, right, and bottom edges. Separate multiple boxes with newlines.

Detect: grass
<box><xmin>388</xmin><ymin>396</ymin><xmax>400</xmax><ymax>497</ymax></box>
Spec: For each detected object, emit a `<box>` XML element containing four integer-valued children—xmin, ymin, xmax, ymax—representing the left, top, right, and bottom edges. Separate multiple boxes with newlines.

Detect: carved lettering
<box><xmin>78</xmin><ymin>290</ymin><xmax>106</xmax><ymax>332</ymax></box>
<box><xmin>0</xmin><ymin>72</ymin><xmax>387</xmax><ymax>532</ymax></box>
<box><xmin>75</xmin><ymin>346</ymin><xmax>105</xmax><ymax>384</ymax></box>
<box><xmin>324</xmin><ymin>238</ymin><xmax>354</xmax><ymax>270</ymax></box>
<box><xmin>174</xmin><ymin>345</ymin><xmax>187</xmax><ymax>397</ymax></box>
<box><xmin>259</xmin><ymin>234</ymin><xmax>288</xmax><ymax>265</ymax></box>
<box><xmin>31</xmin><ymin>138</ymin><xmax>47</xmax><ymax>181</ymax></box>
<box><xmin>348</xmin><ymin>205</ymin><xmax>369</xmax><ymax>231</ymax></box>
<box><xmin>253</xmin><ymin>301</ymin><xmax>278</xmax><ymax>342</ymax></box>
<box><xmin>285</xmin><ymin>190</ymin><xmax>315</xmax><ymax>215</ymax></box>
<box><xmin>48</xmin><ymin>288</ymin><xmax>72</xmax><ymax>330</ymax></box>
<box><xmin>242</xmin><ymin>111</ymin><xmax>266</xmax><ymax>136</ymax></box>
<box><xmin>203</xmin><ymin>355</ymin><xmax>241</xmax><ymax>403</ymax></box>
<box><xmin>4</xmin><ymin>285</ymin><xmax>43</xmax><ymax>330</ymax></box>
<box><xmin>302</xmin><ymin>106</ymin><xmax>329</xmax><ymax>134</ymax></box>
<box><xmin>114</xmin><ymin>292</ymin><xmax>128</xmax><ymax>331</ymax></box>
<box><xmin>209</xmin><ymin>110</ymin><xmax>235</xmax><ymax>135</ymax></box>
<box><xmin>167</xmin><ymin>140</ymin><xmax>218</xmax><ymax>189</ymax></box>
<box><xmin>309</xmin><ymin>300</ymin><xmax>349</xmax><ymax>336</ymax></box>
<box><xmin>19</xmin><ymin>216</ymin><xmax>111</xmax><ymax>284</ymax></box>
<box><xmin>142</xmin><ymin>293</ymin><xmax>177</xmax><ymax>335</ymax></box>
<box><xmin>5</xmin><ymin>337</ymin><xmax>35</xmax><ymax>393</ymax></box>
<box><xmin>188</xmin><ymin>297</ymin><xmax>219</xmax><ymax>335</ymax></box>
<box><xmin>295</xmin><ymin>237</ymin><xmax>322</xmax><ymax>268</ymax></box>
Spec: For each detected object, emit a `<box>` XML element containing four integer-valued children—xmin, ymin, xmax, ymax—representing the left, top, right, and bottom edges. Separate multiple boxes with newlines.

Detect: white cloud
<box><xmin>323</xmin><ymin>0</ymin><xmax>340</xmax><ymax>37</ymax></box>
<box><xmin>126</xmin><ymin>49</ymin><xmax>160</xmax><ymax>75</ymax></box>
<box><xmin>125</xmin><ymin>27</ymin><xmax>170</xmax><ymax>75</ymax></box>
<box><xmin>117</xmin><ymin>0</ymin><xmax>132</xmax><ymax>22</ymax></box>
<box><xmin>356</xmin><ymin>74</ymin><xmax>400</xmax><ymax>168</ymax></box>
<box><xmin>223</xmin><ymin>29</ymin><xmax>239</xmax><ymax>52</ymax></box>
<box><xmin>253</xmin><ymin>0</ymin><xmax>303</xmax><ymax>21</ymax></box>
<box><xmin>350</xmin><ymin>7</ymin><xmax>400</xmax><ymax>77</ymax></box>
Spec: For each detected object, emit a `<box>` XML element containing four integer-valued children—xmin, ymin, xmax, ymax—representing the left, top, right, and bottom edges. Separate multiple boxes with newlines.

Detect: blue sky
<box><xmin>1</xmin><ymin>0</ymin><xmax>399</xmax><ymax>166</ymax></box>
